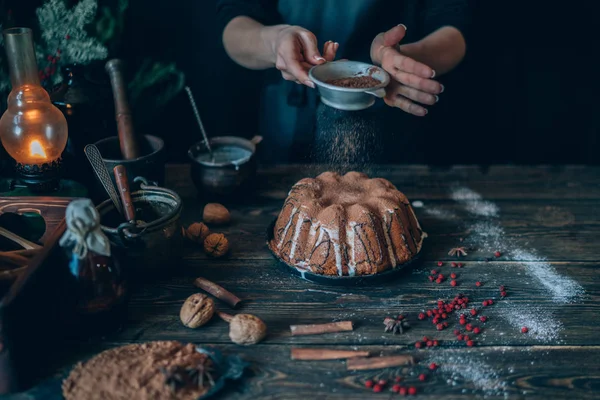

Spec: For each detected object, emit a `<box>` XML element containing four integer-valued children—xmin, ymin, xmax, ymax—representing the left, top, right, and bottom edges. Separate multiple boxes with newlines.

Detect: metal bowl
<box><xmin>309</xmin><ymin>60</ymin><xmax>390</xmax><ymax>111</ymax></box>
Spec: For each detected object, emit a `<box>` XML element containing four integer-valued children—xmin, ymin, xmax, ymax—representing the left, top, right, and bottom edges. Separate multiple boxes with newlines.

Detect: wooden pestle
<box><xmin>105</xmin><ymin>59</ymin><xmax>142</xmax><ymax>160</ymax></box>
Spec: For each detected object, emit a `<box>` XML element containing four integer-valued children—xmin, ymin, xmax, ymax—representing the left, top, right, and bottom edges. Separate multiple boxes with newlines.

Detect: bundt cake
<box><xmin>269</xmin><ymin>171</ymin><xmax>426</xmax><ymax>276</ymax></box>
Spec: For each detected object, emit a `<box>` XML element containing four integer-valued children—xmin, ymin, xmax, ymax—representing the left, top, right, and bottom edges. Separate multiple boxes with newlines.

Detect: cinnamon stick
<box><xmin>290</xmin><ymin>321</ymin><xmax>353</xmax><ymax>336</ymax></box>
<box><xmin>291</xmin><ymin>348</ymin><xmax>369</xmax><ymax>361</ymax></box>
<box><xmin>194</xmin><ymin>277</ymin><xmax>241</xmax><ymax>308</ymax></box>
<box><xmin>346</xmin><ymin>355</ymin><xmax>415</xmax><ymax>371</ymax></box>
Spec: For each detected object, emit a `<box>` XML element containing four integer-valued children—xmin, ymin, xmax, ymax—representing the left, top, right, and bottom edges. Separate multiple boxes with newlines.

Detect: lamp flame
<box><xmin>29</xmin><ymin>140</ymin><xmax>47</xmax><ymax>159</ymax></box>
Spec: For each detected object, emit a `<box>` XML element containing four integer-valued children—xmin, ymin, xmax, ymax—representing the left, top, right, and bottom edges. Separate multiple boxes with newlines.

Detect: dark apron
<box><xmin>259</xmin><ymin>0</ymin><xmax>427</xmax><ymax>164</ymax></box>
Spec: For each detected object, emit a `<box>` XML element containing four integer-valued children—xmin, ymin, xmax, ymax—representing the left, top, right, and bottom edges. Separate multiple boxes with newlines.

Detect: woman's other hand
<box><xmin>371</xmin><ymin>25</ymin><xmax>443</xmax><ymax>116</ymax></box>
<box><xmin>268</xmin><ymin>25</ymin><xmax>338</xmax><ymax>88</ymax></box>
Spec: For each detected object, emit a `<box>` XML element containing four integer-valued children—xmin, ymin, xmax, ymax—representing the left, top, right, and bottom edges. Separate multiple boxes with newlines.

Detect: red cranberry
<box><xmin>451</xmin><ymin>280</ymin><xmax>458</xmax><ymax>287</ymax></box>
<box><xmin>418</xmin><ymin>373</ymin><xmax>426</xmax><ymax>381</ymax></box>
<box><xmin>463</xmin><ymin>335</ymin><xmax>471</xmax><ymax>341</ymax></box>
<box><xmin>482</xmin><ymin>300</ymin><xmax>489</xmax><ymax>307</ymax></box>
<box><xmin>479</xmin><ymin>316</ymin><xmax>487</xmax><ymax>322</ymax></box>
<box><xmin>433</xmin><ymin>340</ymin><xmax>440</xmax><ymax>346</ymax></box>
<box><xmin>436</xmin><ymin>278</ymin><xmax>443</xmax><ymax>284</ymax></box>
<box><xmin>426</xmin><ymin>340</ymin><xmax>433</xmax><ymax>347</ymax></box>
<box><xmin>436</xmin><ymin>323</ymin><xmax>444</xmax><ymax>331</ymax></box>
<box><xmin>473</xmin><ymin>327</ymin><xmax>481</xmax><ymax>334</ymax></box>
<box><xmin>426</xmin><ymin>310</ymin><xmax>433</xmax><ymax>317</ymax></box>
<box><xmin>499</xmin><ymin>285</ymin><xmax>505</xmax><ymax>291</ymax></box>
<box><xmin>494</xmin><ymin>251</ymin><xmax>501</xmax><ymax>257</ymax></box>
<box><xmin>415</xmin><ymin>342</ymin><xmax>423</xmax><ymax>349</ymax></box>
<box><xmin>465</xmin><ymin>324</ymin><xmax>473</xmax><ymax>331</ymax></box>
<box><xmin>450</xmin><ymin>272</ymin><xmax>457</xmax><ymax>279</ymax></box>
<box><xmin>458</xmin><ymin>262</ymin><xmax>464</xmax><ymax>268</ymax></box>
<box><xmin>453</xmin><ymin>329</ymin><xmax>460</xmax><ymax>335</ymax></box>
<box><xmin>521</xmin><ymin>326</ymin><xmax>529</xmax><ymax>333</ymax></box>
<box><xmin>395</xmin><ymin>376</ymin><xmax>402</xmax><ymax>382</ymax></box>
<box><xmin>451</xmin><ymin>262</ymin><xmax>457</xmax><ymax>267</ymax></box>
<box><xmin>373</xmin><ymin>384</ymin><xmax>383</xmax><ymax>393</ymax></box>
<box><xmin>392</xmin><ymin>384</ymin><xmax>401</xmax><ymax>393</ymax></box>
<box><xmin>418</xmin><ymin>312</ymin><xmax>426</xmax><ymax>320</ymax></box>
<box><xmin>437</xmin><ymin>261</ymin><xmax>443</xmax><ymax>267</ymax></box>
<box><xmin>470</xmin><ymin>309</ymin><xmax>477</xmax><ymax>316</ymax></box>
<box><xmin>501</xmin><ymin>291</ymin><xmax>507</xmax><ymax>297</ymax></box>
<box><xmin>438</xmin><ymin>274</ymin><xmax>445</xmax><ymax>280</ymax></box>
<box><xmin>378</xmin><ymin>379</ymin><xmax>387</xmax><ymax>386</ymax></box>
<box><xmin>459</xmin><ymin>319</ymin><xmax>467</xmax><ymax>326</ymax></box>
<box><xmin>429</xmin><ymin>362</ymin><xmax>438</xmax><ymax>370</ymax></box>
<box><xmin>399</xmin><ymin>387</ymin><xmax>407</xmax><ymax>395</ymax></box>
<box><xmin>408</xmin><ymin>387</ymin><xmax>417</xmax><ymax>395</ymax></box>
<box><xmin>428</xmin><ymin>275</ymin><xmax>435</xmax><ymax>282</ymax></box>
<box><xmin>457</xmin><ymin>334</ymin><xmax>464</xmax><ymax>341</ymax></box>
<box><xmin>475</xmin><ymin>281</ymin><xmax>482</xmax><ymax>287</ymax></box>
<box><xmin>466</xmin><ymin>340</ymin><xmax>475</xmax><ymax>347</ymax></box>
<box><xmin>441</xmin><ymin>313</ymin><xmax>448</xmax><ymax>319</ymax></box>
<box><xmin>365</xmin><ymin>379</ymin><xmax>374</xmax><ymax>388</ymax></box>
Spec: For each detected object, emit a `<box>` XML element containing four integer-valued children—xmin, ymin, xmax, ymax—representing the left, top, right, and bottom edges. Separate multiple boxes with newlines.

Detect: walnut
<box><xmin>179</xmin><ymin>293</ymin><xmax>215</xmax><ymax>328</ymax></box>
<box><xmin>203</xmin><ymin>203</ymin><xmax>231</xmax><ymax>225</ymax></box>
<box><xmin>218</xmin><ymin>312</ymin><xmax>267</xmax><ymax>345</ymax></box>
<box><xmin>204</xmin><ymin>233</ymin><xmax>229</xmax><ymax>257</ymax></box>
<box><xmin>184</xmin><ymin>222</ymin><xmax>210</xmax><ymax>243</ymax></box>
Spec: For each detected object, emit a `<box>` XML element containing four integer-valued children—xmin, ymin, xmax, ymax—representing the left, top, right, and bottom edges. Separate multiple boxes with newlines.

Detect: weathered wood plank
<box><xmin>92</xmin><ymin>259</ymin><xmax>596</xmax><ymax>346</ymax></box>
<box><xmin>9</xmin><ymin>345</ymin><xmax>600</xmax><ymax>399</ymax></box>
<box><xmin>167</xmin><ymin>164</ymin><xmax>600</xmax><ymax>200</ymax></box>
<box><xmin>176</xmin><ymin>199</ymin><xmax>600</xmax><ymax>262</ymax></box>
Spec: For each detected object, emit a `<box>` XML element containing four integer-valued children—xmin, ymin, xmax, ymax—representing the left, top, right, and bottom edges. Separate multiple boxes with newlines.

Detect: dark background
<box><xmin>2</xmin><ymin>0</ymin><xmax>600</xmax><ymax>164</ymax></box>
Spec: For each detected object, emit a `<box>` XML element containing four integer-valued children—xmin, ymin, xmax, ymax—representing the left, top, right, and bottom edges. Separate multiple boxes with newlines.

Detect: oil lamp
<box><xmin>0</xmin><ymin>28</ymin><xmax>86</xmax><ymax>195</ymax></box>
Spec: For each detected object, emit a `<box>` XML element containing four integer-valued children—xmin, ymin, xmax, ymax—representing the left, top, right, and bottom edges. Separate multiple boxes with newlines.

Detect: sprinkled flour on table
<box><xmin>420</xmin><ymin>186</ymin><xmax>584</xmax><ymax>344</ymax></box>
<box><xmin>429</xmin><ymin>353</ymin><xmax>508</xmax><ymax>397</ymax></box>
<box><xmin>451</xmin><ymin>187</ymin><xmax>499</xmax><ymax>217</ymax></box>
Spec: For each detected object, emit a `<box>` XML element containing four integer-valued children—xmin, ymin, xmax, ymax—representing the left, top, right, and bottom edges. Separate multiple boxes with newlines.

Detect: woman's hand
<box><xmin>371</xmin><ymin>25</ymin><xmax>444</xmax><ymax>116</ymax></box>
<box><xmin>269</xmin><ymin>25</ymin><xmax>338</xmax><ymax>88</ymax></box>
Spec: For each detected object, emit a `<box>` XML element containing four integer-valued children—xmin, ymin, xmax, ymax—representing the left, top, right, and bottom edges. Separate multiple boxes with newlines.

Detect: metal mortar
<box><xmin>97</xmin><ymin>177</ymin><xmax>182</xmax><ymax>276</ymax></box>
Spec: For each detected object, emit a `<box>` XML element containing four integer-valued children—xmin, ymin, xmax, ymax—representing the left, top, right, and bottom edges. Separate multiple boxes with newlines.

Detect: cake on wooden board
<box><xmin>269</xmin><ymin>171</ymin><xmax>426</xmax><ymax>276</ymax></box>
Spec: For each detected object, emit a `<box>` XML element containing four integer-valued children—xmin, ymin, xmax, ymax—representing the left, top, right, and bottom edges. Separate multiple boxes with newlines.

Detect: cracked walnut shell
<box><xmin>180</xmin><ymin>293</ymin><xmax>215</xmax><ymax>328</ymax></box>
<box><xmin>184</xmin><ymin>222</ymin><xmax>210</xmax><ymax>243</ymax></box>
<box><xmin>204</xmin><ymin>233</ymin><xmax>229</xmax><ymax>257</ymax></box>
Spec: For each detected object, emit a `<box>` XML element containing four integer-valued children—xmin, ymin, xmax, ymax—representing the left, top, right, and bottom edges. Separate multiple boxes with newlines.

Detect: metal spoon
<box><xmin>185</xmin><ymin>86</ymin><xmax>213</xmax><ymax>157</ymax></box>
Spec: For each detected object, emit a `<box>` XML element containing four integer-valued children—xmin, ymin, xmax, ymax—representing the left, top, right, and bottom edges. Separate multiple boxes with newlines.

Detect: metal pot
<box><xmin>309</xmin><ymin>60</ymin><xmax>390</xmax><ymax>111</ymax></box>
<box><xmin>97</xmin><ymin>177</ymin><xmax>182</xmax><ymax>276</ymax></box>
<box><xmin>187</xmin><ymin>135</ymin><xmax>262</xmax><ymax>198</ymax></box>
<box><xmin>94</xmin><ymin>135</ymin><xmax>166</xmax><ymax>188</ymax></box>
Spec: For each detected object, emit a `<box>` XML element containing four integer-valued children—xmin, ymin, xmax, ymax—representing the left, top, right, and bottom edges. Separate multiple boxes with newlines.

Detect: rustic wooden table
<box><xmin>10</xmin><ymin>164</ymin><xmax>600</xmax><ymax>399</ymax></box>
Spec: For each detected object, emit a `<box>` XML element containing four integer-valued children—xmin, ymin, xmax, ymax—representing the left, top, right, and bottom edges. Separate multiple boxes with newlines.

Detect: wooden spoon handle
<box><xmin>113</xmin><ymin>165</ymin><xmax>136</xmax><ymax>223</ymax></box>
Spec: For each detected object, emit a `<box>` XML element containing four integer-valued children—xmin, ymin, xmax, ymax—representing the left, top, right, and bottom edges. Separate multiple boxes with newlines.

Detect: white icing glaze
<box><xmin>277</xmin><ymin>206</ymin><xmax>297</xmax><ymax>250</ymax></box>
<box><xmin>288</xmin><ymin>216</ymin><xmax>305</xmax><ymax>259</ymax></box>
<box><xmin>382</xmin><ymin>213</ymin><xmax>397</xmax><ymax>268</ymax></box>
<box><xmin>346</xmin><ymin>222</ymin><xmax>357</xmax><ymax>277</ymax></box>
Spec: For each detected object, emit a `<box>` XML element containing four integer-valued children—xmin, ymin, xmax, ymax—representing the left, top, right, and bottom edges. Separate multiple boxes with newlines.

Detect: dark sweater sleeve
<box><xmin>422</xmin><ymin>0</ymin><xmax>471</xmax><ymax>44</ymax></box>
<box><xmin>216</xmin><ymin>0</ymin><xmax>282</xmax><ymax>35</ymax></box>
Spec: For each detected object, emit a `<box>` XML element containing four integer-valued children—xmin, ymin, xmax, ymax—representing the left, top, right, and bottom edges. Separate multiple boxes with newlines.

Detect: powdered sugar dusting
<box><xmin>423</xmin><ymin>207</ymin><xmax>459</xmax><ymax>220</ymax></box>
<box><xmin>451</xmin><ymin>187</ymin><xmax>499</xmax><ymax>217</ymax></box>
<box><xmin>430</xmin><ymin>353</ymin><xmax>508</xmax><ymax>397</ymax></box>
<box><xmin>448</xmin><ymin>186</ymin><xmax>584</xmax><ymax>342</ymax></box>
<box><xmin>494</xmin><ymin>303</ymin><xmax>563</xmax><ymax>342</ymax></box>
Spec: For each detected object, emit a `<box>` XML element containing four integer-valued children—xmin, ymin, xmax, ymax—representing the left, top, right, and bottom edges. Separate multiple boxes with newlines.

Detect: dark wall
<box><xmin>133</xmin><ymin>0</ymin><xmax>599</xmax><ymax>164</ymax></box>
<box><xmin>2</xmin><ymin>0</ymin><xmax>599</xmax><ymax>164</ymax></box>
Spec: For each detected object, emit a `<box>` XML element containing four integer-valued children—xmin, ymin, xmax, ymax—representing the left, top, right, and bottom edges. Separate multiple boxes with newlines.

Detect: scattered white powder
<box><xmin>493</xmin><ymin>303</ymin><xmax>563</xmax><ymax>342</ymax></box>
<box><xmin>423</xmin><ymin>207</ymin><xmax>459</xmax><ymax>220</ymax></box>
<box><xmin>411</xmin><ymin>200</ymin><xmax>424</xmax><ymax>208</ymax></box>
<box><xmin>451</xmin><ymin>187</ymin><xmax>499</xmax><ymax>217</ymax></box>
<box><xmin>429</xmin><ymin>353</ymin><xmax>508</xmax><ymax>397</ymax></box>
<box><xmin>447</xmin><ymin>186</ymin><xmax>584</xmax><ymax>343</ymax></box>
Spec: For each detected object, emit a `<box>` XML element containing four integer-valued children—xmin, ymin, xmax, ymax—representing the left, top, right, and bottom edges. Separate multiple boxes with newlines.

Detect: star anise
<box><xmin>448</xmin><ymin>247</ymin><xmax>468</xmax><ymax>257</ymax></box>
<box><xmin>160</xmin><ymin>358</ymin><xmax>216</xmax><ymax>393</ymax></box>
<box><xmin>383</xmin><ymin>317</ymin><xmax>410</xmax><ymax>334</ymax></box>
